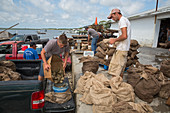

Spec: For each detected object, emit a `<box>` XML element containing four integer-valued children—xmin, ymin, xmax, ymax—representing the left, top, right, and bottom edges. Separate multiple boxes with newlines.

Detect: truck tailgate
<box><xmin>0</xmin><ymin>80</ymin><xmax>43</xmax><ymax>113</ymax></box>
<box><xmin>44</xmin><ymin>78</ymin><xmax>75</xmax><ymax>112</ymax></box>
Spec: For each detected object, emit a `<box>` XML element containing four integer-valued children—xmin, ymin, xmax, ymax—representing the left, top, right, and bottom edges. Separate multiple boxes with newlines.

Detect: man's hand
<box><xmin>44</xmin><ymin>63</ymin><xmax>51</xmax><ymax>71</ymax></box>
<box><xmin>110</xmin><ymin>38</ymin><xmax>116</xmax><ymax>44</ymax></box>
<box><xmin>63</xmin><ymin>62</ymin><xmax>67</xmax><ymax>70</ymax></box>
<box><xmin>88</xmin><ymin>41</ymin><xmax>90</xmax><ymax>45</ymax></box>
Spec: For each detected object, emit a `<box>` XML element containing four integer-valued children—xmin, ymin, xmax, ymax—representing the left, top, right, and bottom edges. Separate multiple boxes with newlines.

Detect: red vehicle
<box><xmin>0</xmin><ymin>41</ymin><xmax>29</xmax><ymax>60</ymax></box>
<box><xmin>0</xmin><ymin>41</ymin><xmax>71</xmax><ymax>65</ymax></box>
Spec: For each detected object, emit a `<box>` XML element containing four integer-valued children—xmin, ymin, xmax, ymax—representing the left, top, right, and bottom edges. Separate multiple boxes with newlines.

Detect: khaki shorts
<box><xmin>108</xmin><ymin>50</ymin><xmax>128</xmax><ymax>76</ymax></box>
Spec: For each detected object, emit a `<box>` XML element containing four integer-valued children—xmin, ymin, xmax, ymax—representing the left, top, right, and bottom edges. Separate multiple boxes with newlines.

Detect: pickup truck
<box><xmin>9</xmin><ymin>34</ymin><xmax>49</xmax><ymax>45</ymax></box>
<box><xmin>0</xmin><ymin>60</ymin><xmax>75</xmax><ymax>113</ymax></box>
<box><xmin>0</xmin><ymin>41</ymin><xmax>41</xmax><ymax>60</ymax></box>
<box><xmin>0</xmin><ymin>41</ymin><xmax>72</xmax><ymax>67</ymax></box>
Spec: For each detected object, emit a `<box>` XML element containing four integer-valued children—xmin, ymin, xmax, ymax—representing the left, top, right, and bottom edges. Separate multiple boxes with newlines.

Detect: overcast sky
<box><xmin>0</xmin><ymin>0</ymin><xmax>170</xmax><ymax>28</ymax></box>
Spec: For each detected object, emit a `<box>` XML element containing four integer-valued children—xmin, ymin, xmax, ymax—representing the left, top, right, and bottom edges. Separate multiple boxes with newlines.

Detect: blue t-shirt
<box><xmin>23</xmin><ymin>48</ymin><xmax>39</xmax><ymax>60</ymax></box>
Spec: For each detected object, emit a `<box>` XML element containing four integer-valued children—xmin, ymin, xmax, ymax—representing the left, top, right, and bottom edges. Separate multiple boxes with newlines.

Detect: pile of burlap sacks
<box><xmin>74</xmin><ymin>71</ymin><xmax>153</xmax><ymax>113</ymax></box>
<box><xmin>0</xmin><ymin>61</ymin><xmax>21</xmax><ymax>81</ymax></box>
<box><xmin>127</xmin><ymin>60</ymin><xmax>170</xmax><ymax>104</ymax></box>
<box><xmin>95</xmin><ymin>39</ymin><xmax>140</xmax><ymax>67</ymax></box>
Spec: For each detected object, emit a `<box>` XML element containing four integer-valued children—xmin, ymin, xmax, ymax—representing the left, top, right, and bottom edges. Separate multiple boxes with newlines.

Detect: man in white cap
<box><xmin>107</xmin><ymin>8</ymin><xmax>131</xmax><ymax>78</ymax></box>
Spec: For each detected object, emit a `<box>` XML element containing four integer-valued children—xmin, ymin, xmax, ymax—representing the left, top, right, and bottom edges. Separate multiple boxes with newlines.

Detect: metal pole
<box><xmin>0</xmin><ymin>23</ymin><xmax>19</xmax><ymax>34</ymax></box>
<box><xmin>154</xmin><ymin>0</ymin><xmax>159</xmax><ymax>24</ymax></box>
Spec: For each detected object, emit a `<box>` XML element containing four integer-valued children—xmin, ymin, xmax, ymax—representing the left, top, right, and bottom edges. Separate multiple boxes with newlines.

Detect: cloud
<box><xmin>61</xmin><ymin>13</ymin><xmax>70</xmax><ymax>19</ymax></box>
<box><xmin>160</xmin><ymin>0</ymin><xmax>170</xmax><ymax>7</ymax></box>
<box><xmin>99</xmin><ymin>0</ymin><xmax>120</xmax><ymax>6</ymax></box>
<box><xmin>121</xmin><ymin>1</ymin><xmax>145</xmax><ymax>15</ymax></box>
<box><xmin>0</xmin><ymin>0</ymin><xmax>168</xmax><ymax>28</ymax></box>
<box><xmin>90</xmin><ymin>0</ymin><xmax>100</xmax><ymax>4</ymax></box>
<box><xmin>98</xmin><ymin>0</ymin><xmax>145</xmax><ymax>15</ymax></box>
<box><xmin>28</xmin><ymin>0</ymin><xmax>56</xmax><ymax>12</ymax></box>
<box><xmin>0</xmin><ymin>0</ymin><xmax>17</xmax><ymax>12</ymax></box>
<box><xmin>58</xmin><ymin>0</ymin><xmax>99</xmax><ymax>14</ymax></box>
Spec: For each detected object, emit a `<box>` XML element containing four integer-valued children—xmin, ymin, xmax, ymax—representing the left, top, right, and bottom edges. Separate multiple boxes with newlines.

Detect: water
<box><xmin>1</xmin><ymin>29</ymin><xmax>76</xmax><ymax>39</ymax></box>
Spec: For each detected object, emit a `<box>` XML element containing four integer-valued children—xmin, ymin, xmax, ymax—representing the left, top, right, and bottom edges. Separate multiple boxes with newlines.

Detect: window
<box><xmin>0</xmin><ymin>44</ymin><xmax>13</xmax><ymax>54</ymax></box>
<box><xmin>25</xmin><ymin>36</ymin><xmax>33</xmax><ymax>42</ymax></box>
<box><xmin>32</xmin><ymin>35</ymin><xmax>39</xmax><ymax>40</ymax></box>
<box><xmin>10</xmin><ymin>35</ymin><xmax>24</xmax><ymax>41</ymax></box>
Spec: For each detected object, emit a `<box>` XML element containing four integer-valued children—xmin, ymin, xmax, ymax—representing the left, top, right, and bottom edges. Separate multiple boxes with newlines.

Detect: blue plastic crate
<box><xmin>104</xmin><ymin>65</ymin><xmax>108</xmax><ymax>70</ymax></box>
<box><xmin>99</xmin><ymin>64</ymin><xmax>108</xmax><ymax>70</ymax></box>
<box><xmin>124</xmin><ymin>67</ymin><xmax>129</xmax><ymax>72</ymax></box>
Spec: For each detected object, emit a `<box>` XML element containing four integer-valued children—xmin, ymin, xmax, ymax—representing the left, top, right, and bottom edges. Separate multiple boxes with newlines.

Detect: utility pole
<box><xmin>154</xmin><ymin>0</ymin><xmax>159</xmax><ymax>24</ymax></box>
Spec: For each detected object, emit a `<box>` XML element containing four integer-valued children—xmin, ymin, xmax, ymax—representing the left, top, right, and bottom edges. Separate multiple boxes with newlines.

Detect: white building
<box><xmin>110</xmin><ymin>6</ymin><xmax>170</xmax><ymax>48</ymax></box>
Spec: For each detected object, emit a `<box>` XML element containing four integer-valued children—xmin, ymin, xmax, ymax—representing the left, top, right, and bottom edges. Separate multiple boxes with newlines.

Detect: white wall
<box><xmin>130</xmin><ymin>17</ymin><xmax>155</xmax><ymax>47</ymax></box>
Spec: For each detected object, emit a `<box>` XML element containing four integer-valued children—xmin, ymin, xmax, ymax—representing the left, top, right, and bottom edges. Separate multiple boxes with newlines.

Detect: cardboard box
<box><xmin>43</xmin><ymin>55</ymin><xmax>63</xmax><ymax>82</ymax></box>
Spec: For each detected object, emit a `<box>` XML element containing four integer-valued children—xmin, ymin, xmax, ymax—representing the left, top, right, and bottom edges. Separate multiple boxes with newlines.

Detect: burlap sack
<box><xmin>89</xmin><ymin>78</ymin><xmax>117</xmax><ymax>106</ymax></box>
<box><xmin>127</xmin><ymin>73</ymin><xmax>141</xmax><ymax>88</ymax></box>
<box><xmin>130</xmin><ymin>50</ymin><xmax>139</xmax><ymax>59</ymax></box>
<box><xmin>79</xmin><ymin>56</ymin><xmax>99</xmax><ymax>74</ymax></box>
<box><xmin>78</xmin><ymin>72</ymin><xmax>117</xmax><ymax>108</ymax></box>
<box><xmin>135</xmin><ymin>74</ymin><xmax>161</xmax><ymax>103</ymax></box>
<box><xmin>130</xmin><ymin>40</ymin><xmax>139</xmax><ymax>47</ymax></box>
<box><xmin>45</xmin><ymin>89</ymin><xmax>72</xmax><ymax>104</ymax></box>
<box><xmin>126</xmin><ymin>59</ymin><xmax>134</xmax><ymax>67</ymax></box>
<box><xmin>0</xmin><ymin>60</ymin><xmax>16</xmax><ymax>71</ymax></box>
<box><xmin>96</xmin><ymin>46</ymin><xmax>106</xmax><ymax>55</ymax></box>
<box><xmin>103</xmin><ymin>39</ymin><xmax>110</xmax><ymax>44</ymax></box>
<box><xmin>106</xmin><ymin>49</ymin><xmax>115</xmax><ymax>56</ymax></box>
<box><xmin>99</xmin><ymin>41</ymin><xmax>108</xmax><ymax>51</ymax></box>
<box><xmin>145</xmin><ymin>65</ymin><xmax>159</xmax><ymax>74</ymax></box>
<box><xmin>160</xmin><ymin>60</ymin><xmax>170</xmax><ymax>78</ymax></box>
<box><xmin>79</xmin><ymin>73</ymin><xmax>94</xmax><ymax>104</ymax></box>
<box><xmin>130</xmin><ymin>45</ymin><xmax>140</xmax><ymax>51</ymax></box>
<box><xmin>95</xmin><ymin>52</ymin><xmax>105</xmax><ymax>58</ymax></box>
<box><xmin>128</xmin><ymin>102</ymin><xmax>153</xmax><ymax>113</ymax></box>
<box><xmin>112</xmin><ymin>101</ymin><xmax>139</xmax><ymax>113</ymax></box>
<box><xmin>74</xmin><ymin>71</ymin><xmax>95</xmax><ymax>94</ymax></box>
<box><xmin>159</xmin><ymin>81</ymin><xmax>170</xmax><ymax>99</ymax></box>
<box><xmin>82</xmin><ymin>61</ymin><xmax>99</xmax><ymax>74</ymax></box>
<box><xmin>0</xmin><ymin>73</ymin><xmax>10</xmax><ymax>81</ymax></box>
<box><xmin>97</xmin><ymin>58</ymin><xmax>107</xmax><ymax>65</ymax></box>
<box><xmin>93</xmin><ymin>105</ymin><xmax>113</xmax><ymax>113</ymax></box>
<box><xmin>79</xmin><ymin>56</ymin><xmax>99</xmax><ymax>63</ymax></box>
<box><xmin>79</xmin><ymin>77</ymin><xmax>97</xmax><ymax>105</ymax></box>
<box><xmin>110</xmin><ymin>76</ymin><xmax>135</xmax><ymax>102</ymax></box>
<box><xmin>44</xmin><ymin>55</ymin><xmax>64</xmax><ymax>82</ymax></box>
<box><xmin>94</xmin><ymin>73</ymin><xmax>110</xmax><ymax>87</ymax></box>
<box><xmin>0</xmin><ymin>66</ymin><xmax>21</xmax><ymax>81</ymax></box>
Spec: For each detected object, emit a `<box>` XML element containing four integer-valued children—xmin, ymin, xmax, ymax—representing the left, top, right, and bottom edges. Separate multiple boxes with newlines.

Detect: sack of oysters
<box><xmin>44</xmin><ymin>55</ymin><xmax>64</xmax><ymax>84</ymax></box>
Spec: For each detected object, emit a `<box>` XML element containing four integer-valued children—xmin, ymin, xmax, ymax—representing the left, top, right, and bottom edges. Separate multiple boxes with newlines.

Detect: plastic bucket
<box><xmin>53</xmin><ymin>83</ymin><xmax>69</xmax><ymax>93</ymax></box>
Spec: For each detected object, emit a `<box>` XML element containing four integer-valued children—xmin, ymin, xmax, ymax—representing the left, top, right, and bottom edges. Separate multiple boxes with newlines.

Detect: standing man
<box><xmin>85</xmin><ymin>26</ymin><xmax>99</xmax><ymax>54</ymax></box>
<box><xmin>107</xmin><ymin>8</ymin><xmax>131</xmax><ymax>78</ymax></box>
<box><xmin>38</xmin><ymin>34</ymin><xmax>70</xmax><ymax>81</ymax></box>
<box><xmin>23</xmin><ymin>42</ymin><xmax>39</xmax><ymax>60</ymax></box>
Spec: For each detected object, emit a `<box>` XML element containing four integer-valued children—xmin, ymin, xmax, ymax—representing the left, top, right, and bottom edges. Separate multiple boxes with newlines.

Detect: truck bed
<box><xmin>0</xmin><ymin>60</ymin><xmax>43</xmax><ymax>113</ymax></box>
<box><xmin>0</xmin><ymin>59</ymin><xmax>75</xmax><ymax>113</ymax></box>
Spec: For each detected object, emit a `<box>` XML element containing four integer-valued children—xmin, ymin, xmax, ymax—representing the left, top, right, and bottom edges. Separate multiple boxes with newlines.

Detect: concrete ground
<box><xmin>72</xmin><ymin>47</ymin><xmax>170</xmax><ymax>113</ymax></box>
